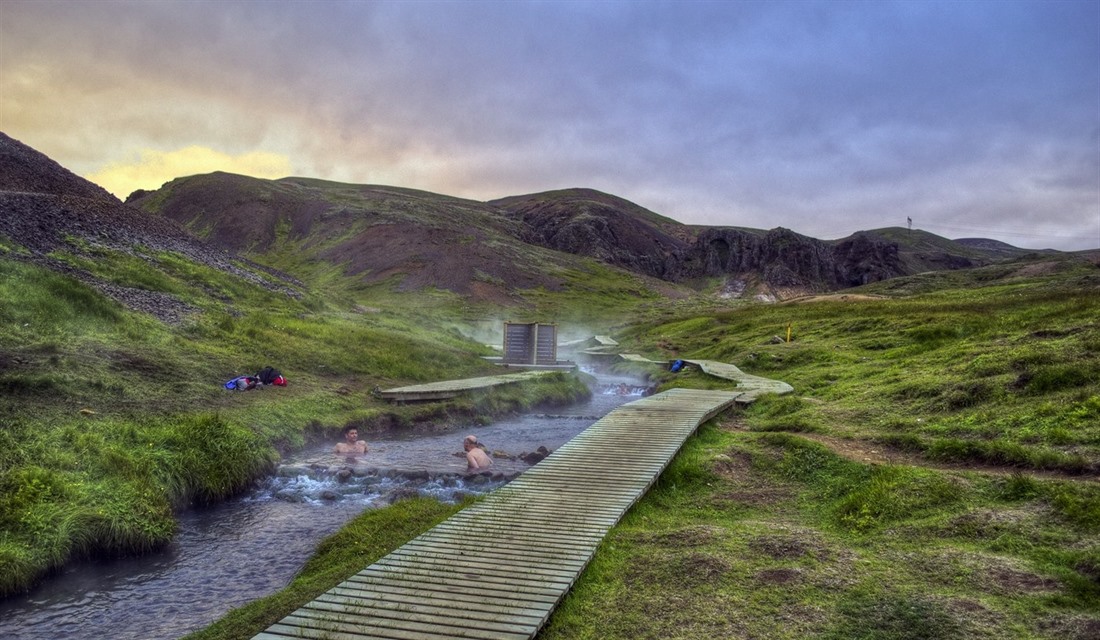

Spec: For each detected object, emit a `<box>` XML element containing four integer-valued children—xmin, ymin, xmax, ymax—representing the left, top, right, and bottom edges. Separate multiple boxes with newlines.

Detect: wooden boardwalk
<box><xmin>254</xmin><ymin>388</ymin><xmax>741</xmax><ymax>640</ymax></box>
<box><xmin>379</xmin><ymin>371</ymin><xmax>562</xmax><ymax>402</ymax></box>
<box><xmin>614</xmin><ymin>355</ymin><xmax>795</xmax><ymax>403</ymax></box>
<box><xmin>681</xmin><ymin>359</ymin><xmax>794</xmax><ymax>402</ymax></box>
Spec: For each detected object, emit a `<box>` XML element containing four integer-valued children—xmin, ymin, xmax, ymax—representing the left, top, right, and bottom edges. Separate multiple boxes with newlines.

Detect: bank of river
<box><xmin>0</xmin><ymin>375</ymin><xmax>646</xmax><ymax>640</ymax></box>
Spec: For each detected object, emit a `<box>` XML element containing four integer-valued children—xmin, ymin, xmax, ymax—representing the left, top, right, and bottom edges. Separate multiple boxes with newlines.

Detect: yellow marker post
<box><xmin>786</xmin><ymin>322</ymin><xmax>792</xmax><ymax>343</ymax></box>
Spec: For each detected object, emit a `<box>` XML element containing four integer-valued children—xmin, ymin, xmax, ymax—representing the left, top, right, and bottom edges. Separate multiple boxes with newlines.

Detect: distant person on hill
<box><xmin>464</xmin><ymin>435</ymin><xmax>493</xmax><ymax>472</ymax></box>
<box><xmin>335</xmin><ymin>426</ymin><xmax>368</xmax><ymax>458</ymax></box>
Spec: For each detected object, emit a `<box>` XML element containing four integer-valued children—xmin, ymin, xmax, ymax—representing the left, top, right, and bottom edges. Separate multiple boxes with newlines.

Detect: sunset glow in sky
<box><xmin>1</xmin><ymin>0</ymin><xmax>1097</xmax><ymax>250</ymax></box>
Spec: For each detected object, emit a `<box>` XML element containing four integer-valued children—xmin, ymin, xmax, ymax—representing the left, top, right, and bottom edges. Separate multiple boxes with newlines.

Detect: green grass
<box><xmin>0</xmin><ymin>254</ymin><xmax>590</xmax><ymax>596</ymax></box>
<box><xmin>617</xmin><ymin>263</ymin><xmax>1100</xmax><ymax>475</ymax></box>
<box><xmin>538</xmin><ymin>424</ymin><xmax>1099</xmax><ymax>639</ymax></box>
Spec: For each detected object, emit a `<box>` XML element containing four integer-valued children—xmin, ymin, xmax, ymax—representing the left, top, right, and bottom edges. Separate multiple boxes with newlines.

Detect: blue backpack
<box><xmin>224</xmin><ymin>376</ymin><xmax>257</xmax><ymax>391</ymax></box>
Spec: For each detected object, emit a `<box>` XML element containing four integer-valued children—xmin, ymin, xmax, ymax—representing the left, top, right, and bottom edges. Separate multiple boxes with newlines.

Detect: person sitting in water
<box><xmin>334</xmin><ymin>426</ymin><xmax>368</xmax><ymax>457</ymax></box>
<box><xmin>464</xmin><ymin>435</ymin><xmax>493</xmax><ymax>472</ymax></box>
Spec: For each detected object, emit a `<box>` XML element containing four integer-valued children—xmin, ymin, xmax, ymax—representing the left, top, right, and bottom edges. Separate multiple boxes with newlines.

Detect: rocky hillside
<box><xmin>127</xmin><ymin>174</ymin><xmax>622</xmax><ymax>303</ymax></box>
<box><xmin>493</xmin><ymin>189</ymin><xmax>992</xmax><ymax>294</ymax></box>
<box><xmin>3</xmin><ymin>132</ymin><xmax>1041</xmax><ymax>306</ymax></box>
<box><xmin>0</xmin><ymin>133</ymin><xmax>301</xmax><ymax>321</ymax></box>
<box><xmin>490</xmin><ymin>189</ymin><xmax>690</xmax><ymax>280</ymax></box>
<box><xmin>142</xmin><ymin>173</ymin><xmax>1018</xmax><ymax>300</ymax></box>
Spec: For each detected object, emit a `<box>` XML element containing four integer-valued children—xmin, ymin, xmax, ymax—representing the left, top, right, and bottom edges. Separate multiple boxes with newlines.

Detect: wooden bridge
<box><xmin>379</xmin><ymin>370</ymin><xmax>562</xmax><ymax>402</ymax></box>
<box><xmin>254</xmin><ymin>388</ymin><xmax>745</xmax><ymax>640</ymax></box>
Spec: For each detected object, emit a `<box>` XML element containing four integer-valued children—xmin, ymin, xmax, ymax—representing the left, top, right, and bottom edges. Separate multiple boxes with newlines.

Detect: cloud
<box><xmin>85</xmin><ymin>146</ymin><xmax>294</xmax><ymax>198</ymax></box>
<box><xmin>1</xmin><ymin>0</ymin><xmax>1097</xmax><ymax>250</ymax></box>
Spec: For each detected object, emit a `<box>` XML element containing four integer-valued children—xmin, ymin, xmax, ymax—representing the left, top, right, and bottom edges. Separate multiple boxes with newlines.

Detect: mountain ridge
<box><xmin>1</xmin><ymin>132</ymin><xmax>1051</xmax><ymax>306</ymax></box>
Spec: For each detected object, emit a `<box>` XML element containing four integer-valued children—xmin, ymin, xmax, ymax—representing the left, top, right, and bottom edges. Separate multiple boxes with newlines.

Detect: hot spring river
<box><xmin>0</xmin><ymin>374</ymin><xmax>646</xmax><ymax>640</ymax></box>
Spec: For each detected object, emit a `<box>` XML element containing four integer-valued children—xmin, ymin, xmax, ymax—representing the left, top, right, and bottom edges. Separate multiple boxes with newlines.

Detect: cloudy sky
<box><xmin>2</xmin><ymin>0</ymin><xmax>1097</xmax><ymax>250</ymax></box>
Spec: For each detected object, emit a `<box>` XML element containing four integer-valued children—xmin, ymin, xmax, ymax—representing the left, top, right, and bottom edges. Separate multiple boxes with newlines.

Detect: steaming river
<box><xmin>0</xmin><ymin>374</ymin><xmax>646</xmax><ymax>640</ymax></box>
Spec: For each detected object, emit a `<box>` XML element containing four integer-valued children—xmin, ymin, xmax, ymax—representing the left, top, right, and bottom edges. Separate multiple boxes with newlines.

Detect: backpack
<box><xmin>225</xmin><ymin>375</ymin><xmax>257</xmax><ymax>391</ymax></box>
<box><xmin>256</xmin><ymin>366</ymin><xmax>281</xmax><ymax>385</ymax></box>
<box><xmin>670</xmin><ymin>359</ymin><xmax>685</xmax><ymax>373</ymax></box>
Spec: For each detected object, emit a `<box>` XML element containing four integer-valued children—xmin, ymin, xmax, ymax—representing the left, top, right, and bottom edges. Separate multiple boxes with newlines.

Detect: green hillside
<box><xmin>0</xmin><ymin>241</ymin><xmax>592</xmax><ymax>597</ymax></box>
<box><xmin>188</xmin><ymin>251</ymin><xmax>1100</xmax><ymax>640</ymax></box>
<box><xmin>130</xmin><ymin>173</ymin><xmax>700</xmax><ymax>319</ymax></box>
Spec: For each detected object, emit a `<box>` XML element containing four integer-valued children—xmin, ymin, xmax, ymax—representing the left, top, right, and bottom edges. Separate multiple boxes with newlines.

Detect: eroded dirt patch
<box><xmin>892</xmin><ymin>548</ymin><xmax>1061</xmax><ymax>595</ymax></box>
<box><xmin>755</xmin><ymin>567</ymin><xmax>803</xmax><ymax>585</ymax></box>
<box><xmin>674</xmin><ymin>552</ymin><xmax>732</xmax><ymax>585</ymax></box>
<box><xmin>709</xmin><ymin>450</ymin><xmax>795</xmax><ymax>508</ymax></box>
<box><xmin>748</xmin><ymin>534</ymin><xmax>820</xmax><ymax>560</ymax></box>
<box><xmin>627</xmin><ymin>524</ymin><xmax>727</xmax><ymax>548</ymax></box>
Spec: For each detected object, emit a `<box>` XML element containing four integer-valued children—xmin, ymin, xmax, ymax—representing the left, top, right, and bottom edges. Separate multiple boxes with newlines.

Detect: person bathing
<box><xmin>463</xmin><ymin>435</ymin><xmax>493</xmax><ymax>472</ymax></box>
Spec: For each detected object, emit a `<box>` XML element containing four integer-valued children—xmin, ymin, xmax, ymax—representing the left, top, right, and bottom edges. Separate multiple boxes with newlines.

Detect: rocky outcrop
<box><xmin>496</xmin><ymin>189</ymin><xmax>910</xmax><ymax>292</ymax></box>
<box><xmin>680</xmin><ymin>227</ymin><xmax>835</xmax><ymax>285</ymax></box>
<box><xmin>830</xmin><ymin>231</ymin><xmax>906</xmax><ymax>286</ymax></box>
<box><xmin>494</xmin><ymin>189</ymin><xmax>687</xmax><ymax>280</ymax></box>
<box><xmin>680</xmin><ymin>227</ymin><xmax>906</xmax><ymax>290</ymax></box>
<box><xmin>0</xmin><ymin>132</ymin><xmax>117</xmax><ymax>202</ymax></box>
<box><xmin>0</xmin><ymin>132</ymin><xmax>304</xmax><ymax>321</ymax></box>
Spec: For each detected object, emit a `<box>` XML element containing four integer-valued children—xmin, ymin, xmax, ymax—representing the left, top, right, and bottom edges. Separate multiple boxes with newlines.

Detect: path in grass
<box><xmin>717</xmin><ymin>418</ymin><xmax>1099</xmax><ymax>483</ymax></box>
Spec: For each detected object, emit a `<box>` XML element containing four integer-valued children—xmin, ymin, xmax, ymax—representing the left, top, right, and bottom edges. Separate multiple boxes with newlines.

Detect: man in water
<box><xmin>335</xmin><ymin>426</ymin><xmax>368</xmax><ymax>458</ymax></box>
<box><xmin>463</xmin><ymin>435</ymin><xmax>492</xmax><ymax>472</ymax></box>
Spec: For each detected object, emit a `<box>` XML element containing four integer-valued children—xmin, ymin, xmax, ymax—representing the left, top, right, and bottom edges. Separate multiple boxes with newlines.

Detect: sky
<box><xmin>1</xmin><ymin>0</ymin><xmax>1098</xmax><ymax>251</ymax></box>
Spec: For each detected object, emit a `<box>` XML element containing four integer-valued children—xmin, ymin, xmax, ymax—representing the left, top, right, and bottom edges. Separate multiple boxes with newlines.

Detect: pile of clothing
<box><xmin>224</xmin><ymin>366</ymin><xmax>287</xmax><ymax>391</ymax></box>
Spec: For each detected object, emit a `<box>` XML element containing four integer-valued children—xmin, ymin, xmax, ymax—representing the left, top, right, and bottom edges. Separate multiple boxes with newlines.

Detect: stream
<box><xmin>0</xmin><ymin>373</ymin><xmax>647</xmax><ymax>640</ymax></box>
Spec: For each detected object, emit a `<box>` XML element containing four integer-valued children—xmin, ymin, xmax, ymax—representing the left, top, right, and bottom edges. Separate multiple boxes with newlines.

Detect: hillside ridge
<box><xmin>1</xmin><ymin>132</ymin><xmax>1047</xmax><ymax>304</ymax></box>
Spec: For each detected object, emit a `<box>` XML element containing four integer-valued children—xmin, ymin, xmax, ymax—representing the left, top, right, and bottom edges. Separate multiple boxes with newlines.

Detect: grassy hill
<box><xmin>0</xmin><ymin>243</ymin><xmax>602</xmax><ymax>595</ymax></box>
<box><xmin>129</xmin><ymin>174</ymin><xmax>698</xmax><ymax>317</ymax></box>
<box><xmin>132</xmin><ymin>170</ymin><xmax>1038</xmax><ymax>308</ymax></box>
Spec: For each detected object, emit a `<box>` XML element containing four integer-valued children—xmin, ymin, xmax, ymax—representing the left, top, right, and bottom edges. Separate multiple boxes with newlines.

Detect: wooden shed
<box><xmin>503</xmin><ymin>322</ymin><xmax>558</xmax><ymax>365</ymax></box>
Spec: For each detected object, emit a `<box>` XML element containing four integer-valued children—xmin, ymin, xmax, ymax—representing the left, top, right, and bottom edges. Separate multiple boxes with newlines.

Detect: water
<box><xmin>0</xmin><ymin>374</ymin><xmax>647</xmax><ymax>640</ymax></box>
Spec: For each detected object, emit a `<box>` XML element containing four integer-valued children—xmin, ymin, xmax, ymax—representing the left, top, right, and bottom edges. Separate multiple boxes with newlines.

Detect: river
<box><xmin>0</xmin><ymin>373</ymin><xmax>646</xmax><ymax>640</ymax></box>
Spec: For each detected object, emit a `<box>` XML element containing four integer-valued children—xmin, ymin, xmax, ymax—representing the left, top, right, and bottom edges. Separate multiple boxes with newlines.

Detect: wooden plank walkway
<box><xmin>613</xmin><ymin>354</ymin><xmax>795</xmax><ymax>403</ymax></box>
<box><xmin>254</xmin><ymin>388</ymin><xmax>741</xmax><ymax>640</ymax></box>
<box><xmin>681</xmin><ymin>359</ymin><xmax>794</xmax><ymax>402</ymax></box>
<box><xmin>379</xmin><ymin>371</ymin><xmax>561</xmax><ymax>402</ymax></box>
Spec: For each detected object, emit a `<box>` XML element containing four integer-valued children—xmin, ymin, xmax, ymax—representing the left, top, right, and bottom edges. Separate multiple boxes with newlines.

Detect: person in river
<box><xmin>463</xmin><ymin>435</ymin><xmax>493</xmax><ymax>473</ymax></box>
<box><xmin>334</xmin><ymin>426</ymin><xmax>368</xmax><ymax>458</ymax></box>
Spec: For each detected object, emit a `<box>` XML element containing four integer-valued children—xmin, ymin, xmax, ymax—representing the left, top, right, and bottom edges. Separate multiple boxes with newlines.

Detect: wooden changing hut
<box><xmin>503</xmin><ymin>322</ymin><xmax>557</xmax><ymax>365</ymax></box>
